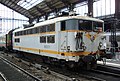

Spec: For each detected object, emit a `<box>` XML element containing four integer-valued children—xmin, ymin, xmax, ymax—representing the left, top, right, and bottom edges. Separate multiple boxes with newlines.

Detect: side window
<box><xmin>28</xmin><ymin>29</ymin><xmax>31</xmax><ymax>34</ymax></box>
<box><xmin>46</xmin><ymin>25</ymin><xmax>49</xmax><ymax>32</ymax></box>
<box><xmin>24</xmin><ymin>30</ymin><xmax>26</xmax><ymax>35</ymax></box>
<box><xmin>15</xmin><ymin>38</ymin><xmax>20</xmax><ymax>43</ymax></box>
<box><xmin>50</xmin><ymin>24</ymin><xmax>55</xmax><ymax>31</ymax></box>
<box><xmin>47</xmin><ymin>35</ymin><xmax>55</xmax><ymax>43</ymax></box>
<box><xmin>61</xmin><ymin>21</ymin><xmax>66</xmax><ymax>31</ymax></box>
<box><xmin>15</xmin><ymin>32</ymin><xmax>18</xmax><ymax>36</ymax></box>
<box><xmin>36</xmin><ymin>27</ymin><xmax>39</xmax><ymax>33</ymax></box>
<box><xmin>20</xmin><ymin>31</ymin><xmax>22</xmax><ymax>35</ymax></box>
<box><xmin>15</xmin><ymin>32</ymin><xmax>17</xmax><ymax>36</ymax></box>
<box><xmin>47</xmin><ymin>24</ymin><xmax>55</xmax><ymax>32</ymax></box>
<box><xmin>30</xmin><ymin>29</ymin><xmax>33</xmax><ymax>34</ymax></box>
<box><xmin>22</xmin><ymin>31</ymin><xmax>24</xmax><ymax>35</ymax></box>
<box><xmin>40</xmin><ymin>36</ymin><xmax>46</xmax><ymax>43</ymax></box>
<box><xmin>18</xmin><ymin>32</ymin><xmax>20</xmax><ymax>36</ymax></box>
<box><xmin>40</xmin><ymin>26</ymin><xmax>46</xmax><ymax>33</ymax></box>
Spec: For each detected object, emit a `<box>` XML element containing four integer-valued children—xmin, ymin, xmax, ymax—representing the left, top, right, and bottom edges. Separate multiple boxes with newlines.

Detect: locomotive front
<box><xmin>60</xmin><ymin>17</ymin><xmax>106</xmax><ymax>69</ymax></box>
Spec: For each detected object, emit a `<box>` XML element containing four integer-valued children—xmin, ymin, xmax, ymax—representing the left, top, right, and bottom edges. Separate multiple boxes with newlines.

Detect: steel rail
<box><xmin>0</xmin><ymin>72</ymin><xmax>8</xmax><ymax>81</ymax></box>
<box><xmin>0</xmin><ymin>56</ymin><xmax>42</xmax><ymax>81</ymax></box>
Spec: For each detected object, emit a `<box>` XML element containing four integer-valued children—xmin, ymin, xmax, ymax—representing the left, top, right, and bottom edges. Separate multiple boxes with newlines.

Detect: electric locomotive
<box><xmin>0</xmin><ymin>16</ymin><xmax>107</xmax><ymax>69</ymax></box>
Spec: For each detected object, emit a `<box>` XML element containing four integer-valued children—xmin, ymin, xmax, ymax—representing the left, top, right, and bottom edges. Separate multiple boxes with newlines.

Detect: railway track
<box><xmin>91</xmin><ymin>69</ymin><xmax>120</xmax><ymax>77</ymax></box>
<box><xmin>0</xmin><ymin>56</ymin><xmax>42</xmax><ymax>81</ymax></box>
<box><xmin>97</xmin><ymin>64</ymin><xmax>120</xmax><ymax>76</ymax></box>
<box><xmin>0</xmin><ymin>52</ymin><xmax>76</xmax><ymax>81</ymax></box>
<box><xmin>1</xmin><ymin>51</ymin><xmax>120</xmax><ymax>81</ymax></box>
<box><xmin>76</xmin><ymin>65</ymin><xmax>120</xmax><ymax>81</ymax></box>
<box><xmin>0</xmin><ymin>53</ymin><xmax>103</xmax><ymax>81</ymax></box>
<box><xmin>0</xmin><ymin>72</ymin><xmax>7</xmax><ymax>81</ymax></box>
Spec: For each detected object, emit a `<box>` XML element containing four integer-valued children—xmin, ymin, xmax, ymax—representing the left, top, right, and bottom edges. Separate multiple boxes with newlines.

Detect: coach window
<box><xmin>15</xmin><ymin>38</ymin><xmax>20</xmax><ymax>43</ymax></box>
<box><xmin>61</xmin><ymin>21</ymin><xmax>66</xmax><ymax>31</ymax></box>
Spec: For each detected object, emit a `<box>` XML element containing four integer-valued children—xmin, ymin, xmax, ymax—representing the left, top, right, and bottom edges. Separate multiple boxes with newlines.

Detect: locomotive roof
<box><xmin>34</xmin><ymin>16</ymin><xmax>104</xmax><ymax>27</ymax></box>
<box><xmin>14</xmin><ymin>16</ymin><xmax>104</xmax><ymax>32</ymax></box>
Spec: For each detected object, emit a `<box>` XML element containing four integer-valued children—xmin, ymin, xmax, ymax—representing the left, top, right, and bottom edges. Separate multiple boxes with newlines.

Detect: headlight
<box><xmin>99</xmin><ymin>42</ymin><xmax>103</xmax><ymax>47</ymax></box>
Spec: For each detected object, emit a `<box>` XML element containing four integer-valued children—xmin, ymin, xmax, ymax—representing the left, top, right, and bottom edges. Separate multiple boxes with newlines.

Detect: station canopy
<box><xmin>0</xmin><ymin>0</ymin><xmax>86</xmax><ymax>19</ymax></box>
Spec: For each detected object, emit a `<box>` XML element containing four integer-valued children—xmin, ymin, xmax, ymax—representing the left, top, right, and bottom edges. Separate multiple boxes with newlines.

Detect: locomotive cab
<box><xmin>59</xmin><ymin>19</ymin><xmax>105</xmax><ymax>53</ymax></box>
<box><xmin>58</xmin><ymin>17</ymin><xmax>105</xmax><ymax>69</ymax></box>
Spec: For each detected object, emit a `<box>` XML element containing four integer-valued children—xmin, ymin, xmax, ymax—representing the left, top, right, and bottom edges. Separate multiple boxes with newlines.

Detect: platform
<box><xmin>0</xmin><ymin>58</ymin><xmax>34</xmax><ymax>81</ymax></box>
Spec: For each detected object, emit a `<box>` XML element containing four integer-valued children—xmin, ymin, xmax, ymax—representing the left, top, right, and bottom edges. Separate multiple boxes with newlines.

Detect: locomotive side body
<box><xmin>12</xmin><ymin>16</ymin><xmax>106</xmax><ymax>69</ymax></box>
